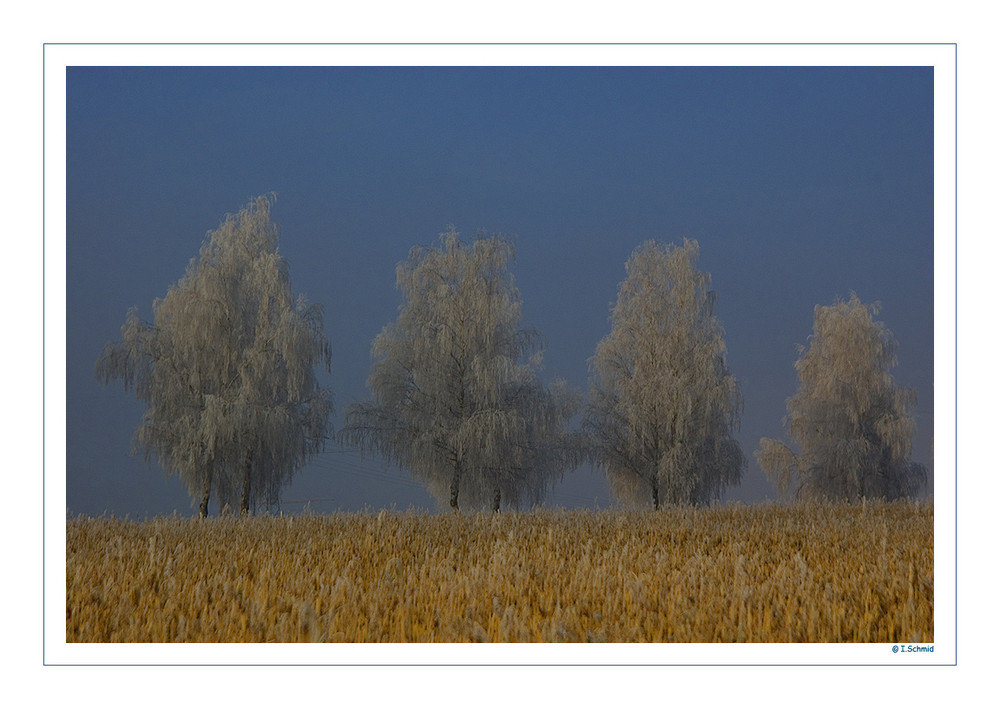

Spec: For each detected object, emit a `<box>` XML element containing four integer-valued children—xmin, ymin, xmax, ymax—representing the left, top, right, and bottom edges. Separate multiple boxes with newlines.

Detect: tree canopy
<box><xmin>756</xmin><ymin>294</ymin><xmax>927</xmax><ymax>502</ymax></box>
<box><xmin>338</xmin><ymin>228</ymin><xmax>580</xmax><ymax>512</ymax></box>
<box><xmin>95</xmin><ymin>195</ymin><xmax>332</xmax><ymax>516</ymax></box>
<box><xmin>585</xmin><ymin>239</ymin><xmax>745</xmax><ymax>509</ymax></box>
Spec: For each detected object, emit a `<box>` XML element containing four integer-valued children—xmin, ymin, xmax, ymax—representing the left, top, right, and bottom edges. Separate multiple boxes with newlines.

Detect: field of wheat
<box><xmin>65</xmin><ymin>501</ymin><xmax>932</xmax><ymax>643</ymax></box>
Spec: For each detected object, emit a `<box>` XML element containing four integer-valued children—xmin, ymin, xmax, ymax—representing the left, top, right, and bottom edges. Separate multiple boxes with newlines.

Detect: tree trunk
<box><xmin>199</xmin><ymin>486</ymin><xmax>210</xmax><ymax>518</ymax></box>
<box><xmin>449</xmin><ymin>465</ymin><xmax>461</xmax><ymax>512</ymax></box>
<box><xmin>199</xmin><ymin>466</ymin><xmax>212</xmax><ymax>518</ymax></box>
<box><xmin>492</xmin><ymin>487</ymin><xmax>501</xmax><ymax>513</ymax></box>
<box><xmin>240</xmin><ymin>451</ymin><xmax>253</xmax><ymax>517</ymax></box>
<box><xmin>652</xmin><ymin>477</ymin><xmax>660</xmax><ymax>511</ymax></box>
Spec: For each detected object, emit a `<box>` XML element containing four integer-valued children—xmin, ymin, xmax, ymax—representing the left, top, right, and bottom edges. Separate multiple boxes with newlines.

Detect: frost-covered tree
<box><xmin>584</xmin><ymin>239</ymin><xmax>744</xmax><ymax>509</ymax></box>
<box><xmin>476</xmin><ymin>376</ymin><xmax>582</xmax><ymax>512</ymax></box>
<box><xmin>95</xmin><ymin>195</ymin><xmax>332</xmax><ymax>516</ymax></box>
<box><xmin>755</xmin><ymin>294</ymin><xmax>927</xmax><ymax>502</ymax></box>
<box><xmin>338</xmin><ymin>228</ymin><xmax>580</xmax><ymax>512</ymax></box>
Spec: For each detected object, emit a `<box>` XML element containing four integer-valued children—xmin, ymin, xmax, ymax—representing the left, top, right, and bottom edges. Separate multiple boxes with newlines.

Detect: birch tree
<box><xmin>339</xmin><ymin>228</ymin><xmax>580</xmax><ymax>512</ymax></box>
<box><xmin>585</xmin><ymin>239</ymin><xmax>744</xmax><ymax>509</ymax></box>
<box><xmin>95</xmin><ymin>195</ymin><xmax>332</xmax><ymax>516</ymax></box>
<box><xmin>755</xmin><ymin>294</ymin><xmax>927</xmax><ymax>502</ymax></box>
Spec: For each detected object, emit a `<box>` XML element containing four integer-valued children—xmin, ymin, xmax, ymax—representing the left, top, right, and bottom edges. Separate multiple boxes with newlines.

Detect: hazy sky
<box><xmin>65</xmin><ymin>65</ymin><xmax>934</xmax><ymax>517</ymax></box>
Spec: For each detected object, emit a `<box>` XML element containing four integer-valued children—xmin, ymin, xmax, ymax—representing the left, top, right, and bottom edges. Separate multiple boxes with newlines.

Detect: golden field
<box><xmin>66</xmin><ymin>501</ymin><xmax>932</xmax><ymax>643</ymax></box>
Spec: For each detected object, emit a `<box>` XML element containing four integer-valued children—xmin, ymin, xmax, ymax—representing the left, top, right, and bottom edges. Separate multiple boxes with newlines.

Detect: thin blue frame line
<box><xmin>952</xmin><ymin>42</ymin><xmax>959</xmax><ymax>667</ymax></box>
<box><xmin>42</xmin><ymin>41</ymin><xmax>957</xmax><ymax>45</ymax></box>
<box><xmin>45</xmin><ymin>662</ymin><xmax>952</xmax><ymax>667</ymax></box>
<box><xmin>41</xmin><ymin>42</ymin><xmax>46</xmax><ymax>667</ymax></box>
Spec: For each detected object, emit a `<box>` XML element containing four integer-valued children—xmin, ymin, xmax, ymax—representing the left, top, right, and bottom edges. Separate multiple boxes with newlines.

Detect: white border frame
<box><xmin>44</xmin><ymin>43</ymin><xmax>956</xmax><ymax>666</ymax></box>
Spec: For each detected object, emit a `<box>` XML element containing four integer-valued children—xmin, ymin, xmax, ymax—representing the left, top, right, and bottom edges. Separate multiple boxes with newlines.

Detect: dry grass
<box><xmin>66</xmin><ymin>501</ymin><xmax>932</xmax><ymax>643</ymax></box>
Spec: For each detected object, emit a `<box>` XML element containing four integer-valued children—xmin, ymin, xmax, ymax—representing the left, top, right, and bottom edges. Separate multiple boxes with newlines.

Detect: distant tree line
<box><xmin>96</xmin><ymin>196</ymin><xmax>928</xmax><ymax>515</ymax></box>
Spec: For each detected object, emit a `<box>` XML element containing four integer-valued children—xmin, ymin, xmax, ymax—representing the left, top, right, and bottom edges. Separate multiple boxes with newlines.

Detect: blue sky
<box><xmin>65</xmin><ymin>65</ymin><xmax>935</xmax><ymax>517</ymax></box>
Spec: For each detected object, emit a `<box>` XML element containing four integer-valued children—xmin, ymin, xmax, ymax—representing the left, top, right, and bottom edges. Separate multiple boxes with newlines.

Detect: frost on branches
<box><xmin>95</xmin><ymin>195</ymin><xmax>332</xmax><ymax>516</ymax></box>
<box><xmin>339</xmin><ymin>228</ymin><xmax>580</xmax><ymax>513</ymax></box>
<box><xmin>756</xmin><ymin>294</ymin><xmax>927</xmax><ymax>502</ymax></box>
<box><xmin>585</xmin><ymin>239</ymin><xmax>745</xmax><ymax>509</ymax></box>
